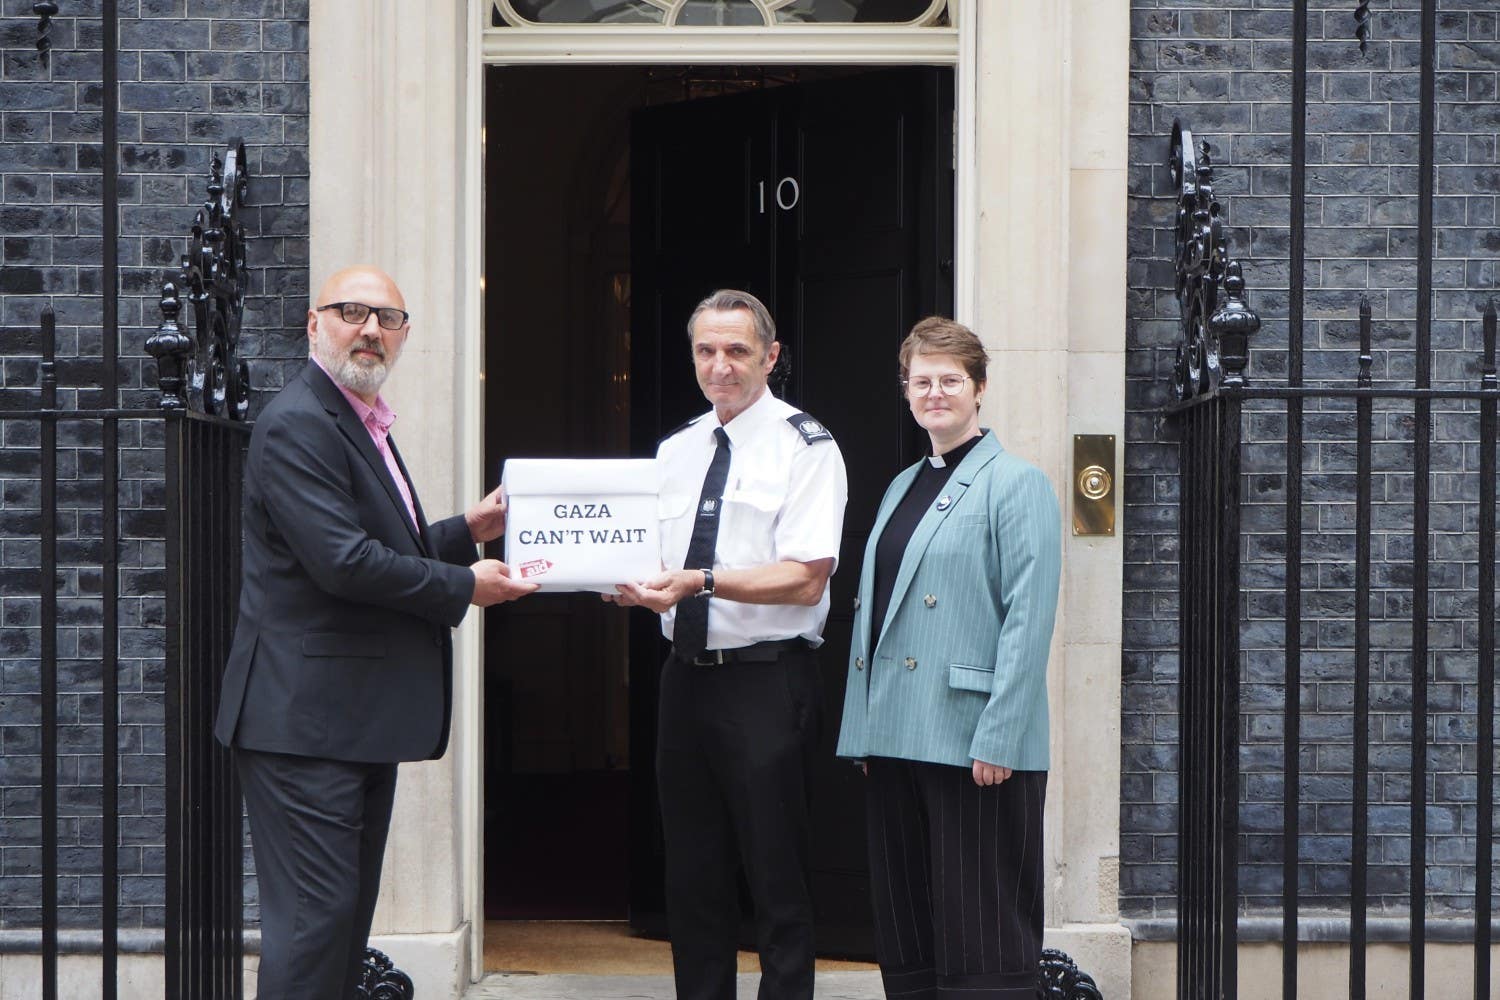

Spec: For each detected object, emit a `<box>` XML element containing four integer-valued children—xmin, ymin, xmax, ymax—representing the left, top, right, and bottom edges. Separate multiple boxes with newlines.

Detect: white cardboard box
<box><xmin>501</xmin><ymin>458</ymin><xmax>661</xmax><ymax>593</ymax></box>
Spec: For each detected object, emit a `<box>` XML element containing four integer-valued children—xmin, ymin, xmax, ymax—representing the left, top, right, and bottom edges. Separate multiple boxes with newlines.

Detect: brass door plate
<box><xmin>1072</xmin><ymin>434</ymin><xmax>1115</xmax><ymax>536</ymax></box>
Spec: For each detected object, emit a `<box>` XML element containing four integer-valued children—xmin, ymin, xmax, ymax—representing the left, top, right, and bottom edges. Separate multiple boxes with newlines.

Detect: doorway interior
<box><xmin>481</xmin><ymin>63</ymin><xmax>953</xmax><ymax>964</ymax></box>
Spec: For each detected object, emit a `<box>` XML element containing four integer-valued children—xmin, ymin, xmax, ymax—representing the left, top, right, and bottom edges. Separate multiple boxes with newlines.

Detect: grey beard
<box><xmin>312</xmin><ymin>333</ymin><xmax>392</xmax><ymax>397</ymax></box>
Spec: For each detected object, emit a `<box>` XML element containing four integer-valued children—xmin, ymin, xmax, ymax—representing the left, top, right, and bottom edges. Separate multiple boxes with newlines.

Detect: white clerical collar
<box><xmin>927</xmin><ymin>430</ymin><xmax>987</xmax><ymax>469</ymax></box>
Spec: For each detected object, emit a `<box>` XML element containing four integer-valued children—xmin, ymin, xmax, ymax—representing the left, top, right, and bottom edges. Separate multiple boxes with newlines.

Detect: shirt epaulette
<box><xmin>785</xmin><ymin>412</ymin><xmax>833</xmax><ymax>444</ymax></box>
<box><xmin>658</xmin><ymin>414</ymin><xmax>704</xmax><ymax>446</ymax></box>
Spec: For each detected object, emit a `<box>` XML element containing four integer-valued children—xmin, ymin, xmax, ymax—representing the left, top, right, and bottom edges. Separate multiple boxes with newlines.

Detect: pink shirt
<box><xmin>311</xmin><ymin>357</ymin><xmax>420</xmax><ymax>531</ymax></box>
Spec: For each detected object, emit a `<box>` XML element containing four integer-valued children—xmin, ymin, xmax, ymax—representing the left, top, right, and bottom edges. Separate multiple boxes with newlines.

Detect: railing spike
<box><xmin>1357</xmin><ymin>297</ymin><xmax>1373</xmax><ymax>387</ymax></box>
<box><xmin>40</xmin><ymin>305</ymin><xmax>57</xmax><ymax>407</ymax></box>
<box><xmin>1483</xmin><ymin>298</ymin><xmax>1497</xmax><ymax>389</ymax></box>
<box><xmin>32</xmin><ymin>2</ymin><xmax>57</xmax><ymax>68</ymax></box>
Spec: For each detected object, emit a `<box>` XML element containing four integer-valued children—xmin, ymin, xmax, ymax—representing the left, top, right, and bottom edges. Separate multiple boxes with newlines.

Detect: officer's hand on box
<box><xmin>602</xmin><ymin>570</ymin><xmax>700</xmax><ymax>612</ymax></box>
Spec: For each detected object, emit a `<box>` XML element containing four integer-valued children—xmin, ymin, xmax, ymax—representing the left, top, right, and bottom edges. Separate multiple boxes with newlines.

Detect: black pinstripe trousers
<box><xmin>864</xmin><ymin>757</ymin><xmax>1047</xmax><ymax>1000</ymax></box>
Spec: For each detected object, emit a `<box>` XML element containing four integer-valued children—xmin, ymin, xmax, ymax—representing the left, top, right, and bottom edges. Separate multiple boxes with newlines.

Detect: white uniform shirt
<box><xmin>656</xmin><ymin>390</ymin><xmax>849</xmax><ymax>650</ymax></box>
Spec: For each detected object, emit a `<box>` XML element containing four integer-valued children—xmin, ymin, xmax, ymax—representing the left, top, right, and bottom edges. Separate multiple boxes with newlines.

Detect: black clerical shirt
<box><xmin>868</xmin><ymin>431</ymin><xmax>986</xmax><ymax>649</ymax></box>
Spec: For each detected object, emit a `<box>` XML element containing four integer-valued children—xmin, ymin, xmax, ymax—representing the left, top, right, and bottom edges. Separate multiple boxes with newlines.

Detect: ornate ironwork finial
<box><xmin>355</xmin><ymin>947</ymin><xmax>414</xmax><ymax>999</ymax></box>
<box><xmin>33</xmin><ymin>1</ymin><xmax>58</xmax><ymax>68</ymax></box>
<box><xmin>1483</xmin><ymin>299</ymin><xmax>1497</xmax><ymax>391</ymax></box>
<box><xmin>1036</xmin><ymin>949</ymin><xmax>1103</xmax><ymax>1000</ymax></box>
<box><xmin>1354</xmin><ymin>1</ymin><xmax>1372</xmax><ymax>55</ymax></box>
<box><xmin>1357</xmin><ymin>297</ymin><xmax>1374</xmax><ymax>387</ymax></box>
<box><xmin>147</xmin><ymin>282</ymin><xmax>193</xmax><ymax>410</ymax></box>
<box><xmin>1169</xmin><ymin>119</ymin><xmax>1260</xmax><ymax>402</ymax></box>
<box><xmin>1211</xmin><ymin>261</ymin><xmax>1258</xmax><ymax>387</ymax></box>
<box><xmin>207</xmin><ymin>153</ymin><xmax>225</xmax><ymax>199</ymax></box>
<box><xmin>152</xmin><ymin>140</ymin><xmax>252</xmax><ymax>418</ymax></box>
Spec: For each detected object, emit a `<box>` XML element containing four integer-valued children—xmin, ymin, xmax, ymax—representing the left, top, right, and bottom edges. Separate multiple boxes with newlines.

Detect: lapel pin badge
<box><xmin>935</xmin><ymin>495</ymin><xmax>952</xmax><ymax>511</ymax></box>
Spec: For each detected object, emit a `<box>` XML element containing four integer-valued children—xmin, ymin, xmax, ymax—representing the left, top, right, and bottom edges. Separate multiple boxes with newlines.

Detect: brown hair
<box><xmin>898</xmin><ymin>316</ymin><xmax>989</xmax><ymax>385</ymax></box>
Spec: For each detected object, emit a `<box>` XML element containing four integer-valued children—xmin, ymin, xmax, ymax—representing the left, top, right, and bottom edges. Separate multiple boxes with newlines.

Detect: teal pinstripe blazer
<box><xmin>835</xmin><ymin>432</ymin><xmax>1062</xmax><ymax>771</ymax></box>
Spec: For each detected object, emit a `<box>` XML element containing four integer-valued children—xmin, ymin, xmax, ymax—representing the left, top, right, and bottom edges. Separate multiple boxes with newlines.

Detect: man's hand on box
<box><xmin>470</xmin><ymin>558</ymin><xmax>539</xmax><ymax>606</ymax></box>
<box><xmin>603</xmin><ymin>570</ymin><xmax>698</xmax><ymax>613</ymax></box>
<box><xmin>465</xmin><ymin>486</ymin><xmax>508</xmax><ymax>544</ymax></box>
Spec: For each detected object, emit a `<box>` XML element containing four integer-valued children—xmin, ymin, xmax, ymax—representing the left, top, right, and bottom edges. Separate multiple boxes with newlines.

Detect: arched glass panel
<box><xmin>493</xmin><ymin>0</ymin><xmax>947</xmax><ymax>27</ymax></box>
<box><xmin>772</xmin><ymin>0</ymin><xmax>945</xmax><ymax>24</ymax></box>
<box><xmin>498</xmin><ymin>1</ymin><xmax>668</xmax><ymax>25</ymax></box>
<box><xmin>675</xmin><ymin>1</ymin><xmax>768</xmax><ymax>27</ymax></box>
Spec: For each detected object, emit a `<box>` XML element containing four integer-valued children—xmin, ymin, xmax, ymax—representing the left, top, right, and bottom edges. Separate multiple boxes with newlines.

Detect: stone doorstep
<box><xmin>463</xmin><ymin>971</ymin><xmax>884</xmax><ymax>1000</ymax></box>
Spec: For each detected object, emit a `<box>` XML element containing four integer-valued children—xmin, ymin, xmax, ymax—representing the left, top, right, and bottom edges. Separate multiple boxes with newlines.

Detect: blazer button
<box><xmin>924</xmin><ymin>594</ymin><xmax>937</xmax><ymax>608</ymax></box>
<box><xmin>904</xmin><ymin>656</ymin><xmax>917</xmax><ymax>670</ymax></box>
<box><xmin>855</xmin><ymin>657</ymin><xmax>864</xmax><ymax>670</ymax></box>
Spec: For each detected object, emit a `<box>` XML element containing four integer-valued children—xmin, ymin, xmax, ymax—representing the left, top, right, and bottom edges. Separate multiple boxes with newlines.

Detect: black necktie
<box><xmin>674</xmin><ymin>427</ymin><xmax>730</xmax><ymax>659</ymax></box>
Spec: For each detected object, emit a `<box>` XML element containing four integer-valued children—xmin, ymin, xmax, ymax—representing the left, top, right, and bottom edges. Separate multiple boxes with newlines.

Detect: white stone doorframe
<box><xmin>307</xmin><ymin>2</ymin><xmax>1131</xmax><ymax>997</ymax></box>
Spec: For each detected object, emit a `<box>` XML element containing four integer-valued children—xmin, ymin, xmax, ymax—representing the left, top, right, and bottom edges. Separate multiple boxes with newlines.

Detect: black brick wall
<box><xmin>0</xmin><ymin>0</ymin><xmax>307</xmax><ymax>930</ymax></box>
<box><xmin>1127</xmin><ymin>2</ymin><xmax>1500</xmax><ymax>920</ymax></box>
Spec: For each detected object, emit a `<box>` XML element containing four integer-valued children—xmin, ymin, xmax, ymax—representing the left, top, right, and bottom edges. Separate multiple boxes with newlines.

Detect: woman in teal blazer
<box><xmin>836</xmin><ymin>317</ymin><xmax>1061</xmax><ymax>1000</ymax></box>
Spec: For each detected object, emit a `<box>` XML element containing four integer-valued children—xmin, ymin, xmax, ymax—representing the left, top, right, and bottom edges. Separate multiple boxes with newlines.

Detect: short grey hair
<box><xmin>686</xmin><ymin>289</ymin><xmax>776</xmax><ymax>352</ymax></box>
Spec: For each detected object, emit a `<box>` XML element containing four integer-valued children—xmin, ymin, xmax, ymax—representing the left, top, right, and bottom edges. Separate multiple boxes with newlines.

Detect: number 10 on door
<box><xmin>758</xmin><ymin>177</ymin><xmax>800</xmax><ymax>213</ymax></box>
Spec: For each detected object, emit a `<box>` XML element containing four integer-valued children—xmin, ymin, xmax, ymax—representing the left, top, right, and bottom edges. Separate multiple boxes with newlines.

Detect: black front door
<box><xmin>629</xmin><ymin>67</ymin><xmax>954</xmax><ymax>957</ymax></box>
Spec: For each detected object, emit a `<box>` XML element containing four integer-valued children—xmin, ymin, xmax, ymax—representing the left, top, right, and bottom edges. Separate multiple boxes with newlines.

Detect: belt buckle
<box><xmin>692</xmin><ymin>649</ymin><xmax>725</xmax><ymax>666</ymax></box>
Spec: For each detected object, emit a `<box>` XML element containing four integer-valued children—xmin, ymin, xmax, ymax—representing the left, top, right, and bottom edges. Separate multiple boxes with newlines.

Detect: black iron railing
<box><xmin>160</xmin><ymin>390</ymin><xmax>249</xmax><ymax>1000</ymax></box>
<box><xmin>0</xmin><ymin>145</ymin><xmax>252</xmax><ymax>999</ymax></box>
<box><xmin>1165</xmin><ymin>0</ymin><xmax>1500</xmax><ymax>983</ymax></box>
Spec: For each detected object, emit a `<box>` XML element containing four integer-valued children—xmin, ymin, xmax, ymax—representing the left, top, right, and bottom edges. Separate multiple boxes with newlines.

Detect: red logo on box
<box><xmin>518</xmin><ymin>558</ymin><xmax>554</xmax><ymax>579</ymax></box>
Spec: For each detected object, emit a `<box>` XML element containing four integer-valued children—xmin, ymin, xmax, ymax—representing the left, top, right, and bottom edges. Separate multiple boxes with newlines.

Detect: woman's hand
<box><xmin>972</xmin><ymin>759</ymin><xmax>1012</xmax><ymax>786</ymax></box>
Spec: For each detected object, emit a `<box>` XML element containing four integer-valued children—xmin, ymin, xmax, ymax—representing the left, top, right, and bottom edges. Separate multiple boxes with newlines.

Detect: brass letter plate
<box><xmin>1072</xmin><ymin>434</ymin><xmax>1115</xmax><ymax>536</ymax></box>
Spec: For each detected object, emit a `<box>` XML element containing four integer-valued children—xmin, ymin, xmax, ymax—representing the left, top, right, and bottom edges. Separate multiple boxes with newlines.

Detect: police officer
<box><xmin>607</xmin><ymin>289</ymin><xmax>848</xmax><ymax>1000</ymax></box>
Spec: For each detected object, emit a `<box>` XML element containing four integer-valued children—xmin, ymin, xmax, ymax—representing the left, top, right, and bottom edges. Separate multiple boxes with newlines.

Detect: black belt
<box><xmin>674</xmin><ymin>638</ymin><xmax>809</xmax><ymax>666</ymax></box>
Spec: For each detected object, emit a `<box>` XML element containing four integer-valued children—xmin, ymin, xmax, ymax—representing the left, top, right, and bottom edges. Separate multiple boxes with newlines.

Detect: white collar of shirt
<box><xmin>713</xmin><ymin>387</ymin><xmax>779</xmax><ymax>446</ymax></box>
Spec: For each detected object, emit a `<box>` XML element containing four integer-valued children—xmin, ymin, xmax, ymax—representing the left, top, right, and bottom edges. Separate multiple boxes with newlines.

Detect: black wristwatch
<box><xmin>695</xmin><ymin>568</ymin><xmax>715</xmax><ymax>598</ymax></box>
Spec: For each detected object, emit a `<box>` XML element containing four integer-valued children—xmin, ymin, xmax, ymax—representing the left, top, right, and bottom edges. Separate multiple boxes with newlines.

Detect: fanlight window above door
<box><xmin>492</xmin><ymin>0</ymin><xmax>949</xmax><ymax>27</ymax></box>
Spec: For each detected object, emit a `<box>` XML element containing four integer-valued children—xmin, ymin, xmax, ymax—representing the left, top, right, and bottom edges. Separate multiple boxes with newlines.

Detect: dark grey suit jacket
<box><xmin>214</xmin><ymin>362</ymin><xmax>477</xmax><ymax>763</ymax></box>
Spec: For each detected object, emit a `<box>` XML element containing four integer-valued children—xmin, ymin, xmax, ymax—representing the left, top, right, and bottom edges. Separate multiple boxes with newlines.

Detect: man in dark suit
<box><xmin>215</xmin><ymin>266</ymin><xmax>536</xmax><ymax>1000</ymax></box>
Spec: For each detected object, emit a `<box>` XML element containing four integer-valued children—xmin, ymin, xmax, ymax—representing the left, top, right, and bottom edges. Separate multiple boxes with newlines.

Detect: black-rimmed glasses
<box><xmin>317</xmin><ymin>301</ymin><xmax>410</xmax><ymax>330</ymax></box>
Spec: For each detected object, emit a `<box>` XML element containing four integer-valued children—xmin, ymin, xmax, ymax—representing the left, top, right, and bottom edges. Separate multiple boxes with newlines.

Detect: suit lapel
<box><xmin>387</xmin><ymin>436</ymin><xmax>434</xmax><ymax>555</ymax></box>
<box><xmin>304</xmin><ymin>364</ymin><xmax>426</xmax><ymax>551</ymax></box>
<box><xmin>875</xmin><ymin>432</ymin><xmax>1003</xmax><ymax>650</ymax></box>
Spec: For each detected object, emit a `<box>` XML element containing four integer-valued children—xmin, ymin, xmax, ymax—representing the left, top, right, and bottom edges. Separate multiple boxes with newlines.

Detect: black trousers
<box><xmin>865</xmin><ymin>757</ymin><xmax>1047</xmax><ymax>1000</ymax></box>
<box><xmin>236</xmin><ymin>747</ymin><xmax>398</xmax><ymax>1000</ymax></box>
<box><xmin>656</xmin><ymin>644</ymin><xmax>824</xmax><ymax>1000</ymax></box>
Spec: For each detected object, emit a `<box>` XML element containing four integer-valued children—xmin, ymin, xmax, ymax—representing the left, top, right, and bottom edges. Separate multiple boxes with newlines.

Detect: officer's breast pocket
<box><xmin>719</xmin><ymin>483</ymin><xmax>783</xmax><ymax>567</ymax></box>
<box><xmin>658</xmin><ymin>493</ymin><xmax>696</xmax><ymax>565</ymax></box>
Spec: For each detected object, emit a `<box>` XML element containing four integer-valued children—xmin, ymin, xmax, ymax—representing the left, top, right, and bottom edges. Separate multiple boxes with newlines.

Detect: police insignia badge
<box><xmin>786</xmin><ymin>412</ymin><xmax>833</xmax><ymax>443</ymax></box>
<box><xmin>701</xmin><ymin>498</ymin><xmax>718</xmax><ymax>515</ymax></box>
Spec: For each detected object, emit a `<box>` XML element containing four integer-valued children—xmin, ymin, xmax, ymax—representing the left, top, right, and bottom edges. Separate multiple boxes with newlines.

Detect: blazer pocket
<box><xmin>301</xmin><ymin>632</ymin><xmax>388</xmax><ymax>659</ymax></box>
<box><xmin>951</xmin><ymin>513</ymin><xmax>988</xmax><ymax>528</ymax></box>
<box><xmin>948</xmin><ymin>662</ymin><xmax>994</xmax><ymax>693</ymax></box>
